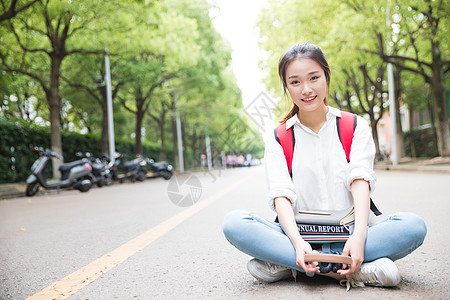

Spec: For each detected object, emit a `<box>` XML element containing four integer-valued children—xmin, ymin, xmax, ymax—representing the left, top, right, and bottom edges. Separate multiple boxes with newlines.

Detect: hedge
<box><xmin>403</xmin><ymin>126</ymin><xmax>439</xmax><ymax>158</ymax></box>
<box><xmin>0</xmin><ymin>118</ymin><xmax>172</xmax><ymax>183</ymax></box>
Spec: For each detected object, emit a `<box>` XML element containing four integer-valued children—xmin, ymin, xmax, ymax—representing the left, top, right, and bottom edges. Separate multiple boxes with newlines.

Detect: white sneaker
<box><xmin>247</xmin><ymin>258</ymin><xmax>297</xmax><ymax>283</ymax></box>
<box><xmin>340</xmin><ymin>257</ymin><xmax>401</xmax><ymax>291</ymax></box>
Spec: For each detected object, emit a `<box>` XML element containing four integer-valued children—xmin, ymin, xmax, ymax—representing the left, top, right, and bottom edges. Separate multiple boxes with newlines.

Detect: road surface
<box><xmin>0</xmin><ymin>166</ymin><xmax>449</xmax><ymax>299</ymax></box>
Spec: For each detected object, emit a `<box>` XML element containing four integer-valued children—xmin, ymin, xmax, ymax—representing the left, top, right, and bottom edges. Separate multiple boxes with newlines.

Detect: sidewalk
<box><xmin>374</xmin><ymin>156</ymin><xmax>450</xmax><ymax>173</ymax></box>
<box><xmin>2</xmin><ymin>157</ymin><xmax>449</xmax><ymax>200</ymax></box>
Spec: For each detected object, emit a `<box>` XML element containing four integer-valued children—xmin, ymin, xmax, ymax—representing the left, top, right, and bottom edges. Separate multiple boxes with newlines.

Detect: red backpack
<box><xmin>274</xmin><ymin>111</ymin><xmax>381</xmax><ymax>216</ymax></box>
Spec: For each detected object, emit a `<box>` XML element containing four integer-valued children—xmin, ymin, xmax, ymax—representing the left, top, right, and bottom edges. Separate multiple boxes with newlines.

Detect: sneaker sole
<box><xmin>247</xmin><ymin>260</ymin><xmax>291</xmax><ymax>283</ymax></box>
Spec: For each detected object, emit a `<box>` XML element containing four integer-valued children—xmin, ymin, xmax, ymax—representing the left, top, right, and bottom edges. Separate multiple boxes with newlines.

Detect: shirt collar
<box><xmin>284</xmin><ymin>106</ymin><xmax>342</xmax><ymax>129</ymax></box>
<box><xmin>327</xmin><ymin>106</ymin><xmax>342</xmax><ymax>119</ymax></box>
<box><xmin>285</xmin><ymin>114</ymin><xmax>298</xmax><ymax>129</ymax></box>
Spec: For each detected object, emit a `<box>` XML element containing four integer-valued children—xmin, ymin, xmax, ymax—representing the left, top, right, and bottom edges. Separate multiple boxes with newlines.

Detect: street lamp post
<box><xmin>105</xmin><ymin>50</ymin><xmax>116</xmax><ymax>160</ymax></box>
<box><xmin>386</xmin><ymin>5</ymin><xmax>398</xmax><ymax>165</ymax></box>
<box><xmin>175</xmin><ymin>92</ymin><xmax>184</xmax><ymax>173</ymax></box>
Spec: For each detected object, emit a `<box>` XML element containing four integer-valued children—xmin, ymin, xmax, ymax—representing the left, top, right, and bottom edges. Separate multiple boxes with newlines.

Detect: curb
<box><xmin>0</xmin><ymin>183</ymin><xmax>68</xmax><ymax>200</ymax></box>
<box><xmin>374</xmin><ymin>157</ymin><xmax>450</xmax><ymax>174</ymax></box>
<box><xmin>0</xmin><ymin>183</ymin><xmax>26</xmax><ymax>200</ymax></box>
<box><xmin>374</xmin><ymin>164</ymin><xmax>450</xmax><ymax>174</ymax></box>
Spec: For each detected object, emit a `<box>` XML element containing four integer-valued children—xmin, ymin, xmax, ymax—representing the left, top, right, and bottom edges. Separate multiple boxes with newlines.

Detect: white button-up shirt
<box><xmin>264</xmin><ymin>106</ymin><xmax>377</xmax><ymax>219</ymax></box>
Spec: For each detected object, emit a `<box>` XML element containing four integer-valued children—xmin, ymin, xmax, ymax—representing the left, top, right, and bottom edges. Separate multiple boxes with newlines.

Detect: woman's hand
<box><xmin>293</xmin><ymin>239</ymin><xmax>320</xmax><ymax>273</ymax></box>
<box><xmin>337</xmin><ymin>233</ymin><xmax>366</xmax><ymax>276</ymax></box>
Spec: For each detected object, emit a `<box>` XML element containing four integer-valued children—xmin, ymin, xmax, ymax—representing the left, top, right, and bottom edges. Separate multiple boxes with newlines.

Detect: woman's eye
<box><xmin>311</xmin><ymin>76</ymin><xmax>319</xmax><ymax>81</ymax></box>
<box><xmin>290</xmin><ymin>80</ymin><xmax>299</xmax><ymax>85</ymax></box>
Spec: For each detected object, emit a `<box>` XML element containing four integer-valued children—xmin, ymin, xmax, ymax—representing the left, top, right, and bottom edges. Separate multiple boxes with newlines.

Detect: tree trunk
<box><xmin>430</xmin><ymin>41</ymin><xmax>450</xmax><ymax>157</ymax></box>
<box><xmin>427</xmin><ymin>98</ymin><xmax>438</xmax><ymax>149</ymax></box>
<box><xmin>431</xmin><ymin>80</ymin><xmax>450</xmax><ymax>157</ymax></box>
<box><xmin>408</xmin><ymin>106</ymin><xmax>416</xmax><ymax>158</ymax></box>
<box><xmin>49</xmin><ymin>56</ymin><xmax>63</xmax><ymax>178</ymax></box>
<box><xmin>135</xmin><ymin>108</ymin><xmax>144</xmax><ymax>156</ymax></box>
<box><xmin>181</xmin><ymin>118</ymin><xmax>188</xmax><ymax>170</ymax></box>
<box><xmin>159</xmin><ymin>119</ymin><xmax>166</xmax><ymax>161</ymax></box>
<box><xmin>369</xmin><ymin>113</ymin><xmax>382</xmax><ymax>161</ymax></box>
<box><xmin>190</xmin><ymin>129</ymin><xmax>198</xmax><ymax>168</ymax></box>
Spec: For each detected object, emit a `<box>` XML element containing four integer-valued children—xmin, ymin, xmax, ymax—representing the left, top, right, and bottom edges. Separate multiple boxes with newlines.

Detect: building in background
<box><xmin>377</xmin><ymin>92</ymin><xmax>450</xmax><ymax>158</ymax></box>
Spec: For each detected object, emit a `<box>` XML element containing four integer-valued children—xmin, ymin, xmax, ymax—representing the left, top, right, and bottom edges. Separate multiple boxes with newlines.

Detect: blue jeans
<box><xmin>222</xmin><ymin>210</ymin><xmax>427</xmax><ymax>273</ymax></box>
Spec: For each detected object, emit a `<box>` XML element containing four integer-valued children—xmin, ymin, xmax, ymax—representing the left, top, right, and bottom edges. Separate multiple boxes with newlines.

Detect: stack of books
<box><xmin>295</xmin><ymin>208</ymin><xmax>355</xmax><ymax>243</ymax></box>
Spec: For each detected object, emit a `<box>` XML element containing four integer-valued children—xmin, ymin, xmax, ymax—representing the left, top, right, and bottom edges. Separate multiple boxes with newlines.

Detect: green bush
<box><xmin>0</xmin><ymin>118</ymin><xmax>171</xmax><ymax>183</ymax></box>
<box><xmin>404</xmin><ymin>126</ymin><xmax>439</xmax><ymax>158</ymax></box>
<box><xmin>0</xmin><ymin>118</ymin><xmax>51</xmax><ymax>183</ymax></box>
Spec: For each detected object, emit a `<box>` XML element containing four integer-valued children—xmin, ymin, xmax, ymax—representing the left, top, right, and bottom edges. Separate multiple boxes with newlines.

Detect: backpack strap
<box><xmin>274</xmin><ymin>122</ymin><xmax>295</xmax><ymax>177</ymax></box>
<box><xmin>274</xmin><ymin>112</ymin><xmax>382</xmax><ymax>216</ymax></box>
<box><xmin>337</xmin><ymin>111</ymin><xmax>357</xmax><ymax>163</ymax></box>
<box><xmin>337</xmin><ymin>112</ymin><xmax>382</xmax><ymax>216</ymax></box>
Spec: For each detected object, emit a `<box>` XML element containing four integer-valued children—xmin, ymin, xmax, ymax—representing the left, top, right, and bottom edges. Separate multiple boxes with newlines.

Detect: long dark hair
<box><xmin>278</xmin><ymin>43</ymin><xmax>331</xmax><ymax>123</ymax></box>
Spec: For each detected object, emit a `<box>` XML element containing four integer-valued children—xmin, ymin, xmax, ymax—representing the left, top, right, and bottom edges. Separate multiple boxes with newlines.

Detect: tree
<box><xmin>181</xmin><ymin>66</ymin><xmax>246</xmax><ymax>168</ymax></box>
<box><xmin>369</xmin><ymin>0</ymin><xmax>449</xmax><ymax>156</ymax></box>
<box><xmin>116</xmin><ymin>2</ymin><xmax>200</xmax><ymax>155</ymax></box>
<box><xmin>258</xmin><ymin>0</ymin><xmax>449</xmax><ymax>158</ymax></box>
<box><xmin>147</xmin><ymin>87</ymin><xmax>171</xmax><ymax>161</ymax></box>
<box><xmin>333</xmin><ymin>61</ymin><xmax>388</xmax><ymax>159</ymax></box>
<box><xmin>257</xmin><ymin>0</ymin><xmax>390</xmax><ymax>158</ymax></box>
<box><xmin>0</xmin><ymin>72</ymin><xmax>46</xmax><ymax>121</ymax></box>
<box><xmin>1</xmin><ymin>0</ymin><xmax>261</xmax><ymax>173</ymax></box>
<box><xmin>0</xmin><ymin>0</ymin><xmax>119</xmax><ymax>176</ymax></box>
<box><xmin>151</xmin><ymin>0</ymin><xmax>245</xmax><ymax>168</ymax></box>
<box><xmin>60</xmin><ymin>54</ymin><xmax>123</xmax><ymax>154</ymax></box>
<box><xmin>0</xmin><ymin>0</ymin><xmax>40</xmax><ymax>22</ymax></box>
<box><xmin>59</xmin><ymin>1</ymin><xmax>161</xmax><ymax>155</ymax></box>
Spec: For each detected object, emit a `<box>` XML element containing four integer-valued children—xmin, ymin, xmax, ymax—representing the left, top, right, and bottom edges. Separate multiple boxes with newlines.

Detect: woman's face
<box><xmin>285</xmin><ymin>58</ymin><xmax>327</xmax><ymax>113</ymax></box>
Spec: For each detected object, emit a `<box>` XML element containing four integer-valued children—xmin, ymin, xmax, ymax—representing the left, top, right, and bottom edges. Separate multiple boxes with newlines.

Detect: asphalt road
<box><xmin>0</xmin><ymin>166</ymin><xmax>449</xmax><ymax>299</ymax></box>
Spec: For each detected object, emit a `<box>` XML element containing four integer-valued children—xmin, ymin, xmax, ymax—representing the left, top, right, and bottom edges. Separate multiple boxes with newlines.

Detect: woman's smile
<box><xmin>301</xmin><ymin>95</ymin><xmax>317</xmax><ymax>103</ymax></box>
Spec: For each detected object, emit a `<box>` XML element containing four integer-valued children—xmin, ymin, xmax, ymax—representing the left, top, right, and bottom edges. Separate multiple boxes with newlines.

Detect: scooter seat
<box><xmin>152</xmin><ymin>161</ymin><xmax>168</xmax><ymax>169</ymax></box>
<box><xmin>92</xmin><ymin>163</ymin><xmax>105</xmax><ymax>172</ymax></box>
<box><xmin>124</xmin><ymin>158</ymin><xmax>144</xmax><ymax>169</ymax></box>
<box><xmin>59</xmin><ymin>160</ymin><xmax>86</xmax><ymax>172</ymax></box>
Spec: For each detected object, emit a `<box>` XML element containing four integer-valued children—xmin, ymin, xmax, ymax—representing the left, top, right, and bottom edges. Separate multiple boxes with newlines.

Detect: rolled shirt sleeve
<box><xmin>264</xmin><ymin>129</ymin><xmax>298</xmax><ymax>211</ymax></box>
<box><xmin>344</xmin><ymin>116</ymin><xmax>377</xmax><ymax>192</ymax></box>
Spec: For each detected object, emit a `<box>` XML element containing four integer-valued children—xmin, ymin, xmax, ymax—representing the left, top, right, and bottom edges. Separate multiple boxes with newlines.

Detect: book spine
<box><xmin>301</xmin><ymin>234</ymin><xmax>351</xmax><ymax>242</ymax></box>
<box><xmin>297</xmin><ymin>223</ymin><xmax>351</xmax><ymax>235</ymax></box>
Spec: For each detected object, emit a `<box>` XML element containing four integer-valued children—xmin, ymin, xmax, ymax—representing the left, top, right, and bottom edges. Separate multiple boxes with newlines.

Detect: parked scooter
<box><xmin>144</xmin><ymin>158</ymin><xmax>173</xmax><ymax>180</ymax></box>
<box><xmin>102</xmin><ymin>152</ymin><xmax>122</xmax><ymax>182</ymax></box>
<box><xmin>75</xmin><ymin>152</ymin><xmax>112</xmax><ymax>187</ymax></box>
<box><xmin>25</xmin><ymin>147</ymin><xmax>93</xmax><ymax>196</ymax></box>
<box><xmin>116</xmin><ymin>155</ymin><xmax>148</xmax><ymax>183</ymax></box>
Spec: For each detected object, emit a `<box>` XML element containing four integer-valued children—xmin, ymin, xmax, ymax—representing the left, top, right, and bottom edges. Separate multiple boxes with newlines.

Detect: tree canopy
<box><xmin>0</xmin><ymin>0</ymin><xmax>265</xmax><ymax>173</ymax></box>
<box><xmin>257</xmin><ymin>0</ymin><xmax>449</xmax><ymax>157</ymax></box>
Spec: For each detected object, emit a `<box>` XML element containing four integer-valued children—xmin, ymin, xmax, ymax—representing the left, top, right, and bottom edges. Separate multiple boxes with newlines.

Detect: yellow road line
<box><xmin>26</xmin><ymin>174</ymin><xmax>252</xmax><ymax>300</ymax></box>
